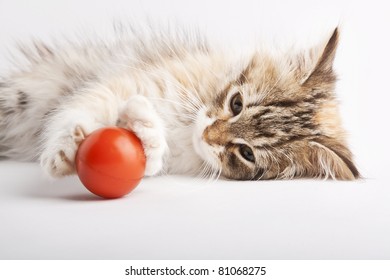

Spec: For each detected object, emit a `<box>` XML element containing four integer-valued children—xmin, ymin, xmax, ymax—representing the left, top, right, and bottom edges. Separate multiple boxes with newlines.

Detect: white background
<box><xmin>0</xmin><ymin>0</ymin><xmax>389</xmax><ymax>259</ymax></box>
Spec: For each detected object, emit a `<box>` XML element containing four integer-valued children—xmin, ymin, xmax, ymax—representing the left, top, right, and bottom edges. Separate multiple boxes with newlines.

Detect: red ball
<box><xmin>76</xmin><ymin>127</ymin><xmax>146</xmax><ymax>199</ymax></box>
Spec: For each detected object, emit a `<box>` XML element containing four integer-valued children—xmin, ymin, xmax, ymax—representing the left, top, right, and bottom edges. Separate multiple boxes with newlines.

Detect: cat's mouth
<box><xmin>193</xmin><ymin>133</ymin><xmax>221</xmax><ymax>171</ymax></box>
<box><xmin>192</xmin><ymin>124</ymin><xmax>212</xmax><ymax>162</ymax></box>
<box><xmin>192</xmin><ymin>108</ymin><xmax>221</xmax><ymax>170</ymax></box>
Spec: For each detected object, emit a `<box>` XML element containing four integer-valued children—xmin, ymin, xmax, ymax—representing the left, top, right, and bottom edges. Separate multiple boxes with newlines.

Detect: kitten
<box><xmin>0</xmin><ymin>26</ymin><xmax>359</xmax><ymax>180</ymax></box>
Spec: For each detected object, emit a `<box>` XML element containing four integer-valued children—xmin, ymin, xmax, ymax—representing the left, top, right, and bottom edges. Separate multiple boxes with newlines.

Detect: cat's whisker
<box><xmin>148</xmin><ymin>96</ymin><xmax>198</xmax><ymax>117</ymax></box>
<box><xmin>257</xmin><ymin>146</ymin><xmax>280</xmax><ymax>181</ymax></box>
<box><xmin>199</xmin><ymin>162</ymin><xmax>222</xmax><ymax>185</ymax></box>
<box><xmin>199</xmin><ymin>163</ymin><xmax>211</xmax><ymax>180</ymax></box>
<box><xmin>200</xmin><ymin>162</ymin><xmax>215</xmax><ymax>183</ymax></box>
<box><xmin>216</xmin><ymin>167</ymin><xmax>222</xmax><ymax>181</ymax></box>
<box><xmin>268</xmin><ymin>145</ymin><xmax>295</xmax><ymax>179</ymax></box>
<box><xmin>174</xmin><ymin>92</ymin><xmax>201</xmax><ymax>112</ymax></box>
<box><xmin>209</xmin><ymin>167</ymin><xmax>222</xmax><ymax>183</ymax></box>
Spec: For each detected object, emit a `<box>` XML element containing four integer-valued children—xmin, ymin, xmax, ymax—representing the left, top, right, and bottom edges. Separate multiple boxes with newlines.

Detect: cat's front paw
<box><xmin>40</xmin><ymin>125</ymin><xmax>87</xmax><ymax>177</ymax></box>
<box><xmin>119</xmin><ymin>95</ymin><xmax>168</xmax><ymax>176</ymax></box>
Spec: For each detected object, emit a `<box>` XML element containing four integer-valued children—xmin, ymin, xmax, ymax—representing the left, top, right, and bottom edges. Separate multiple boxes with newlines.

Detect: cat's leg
<box><xmin>118</xmin><ymin>95</ymin><xmax>168</xmax><ymax>176</ymax></box>
<box><xmin>40</xmin><ymin>88</ymin><xmax>119</xmax><ymax>177</ymax></box>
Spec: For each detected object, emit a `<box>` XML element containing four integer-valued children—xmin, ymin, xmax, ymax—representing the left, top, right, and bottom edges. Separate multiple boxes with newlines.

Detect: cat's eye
<box><xmin>230</xmin><ymin>92</ymin><xmax>243</xmax><ymax>116</ymax></box>
<box><xmin>239</xmin><ymin>144</ymin><xmax>255</xmax><ymax>163</ymax></box>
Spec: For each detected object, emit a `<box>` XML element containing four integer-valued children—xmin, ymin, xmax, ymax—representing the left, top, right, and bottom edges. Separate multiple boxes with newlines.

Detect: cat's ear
<box><xmin>296</xmin><ymin>28</ymin><xmax>339</xmax><ymax>85</ymax></box>
<box><xmin>306</xmin><ymin>136</ymin><xmax>360</xmax><ymax>180</ymax></box>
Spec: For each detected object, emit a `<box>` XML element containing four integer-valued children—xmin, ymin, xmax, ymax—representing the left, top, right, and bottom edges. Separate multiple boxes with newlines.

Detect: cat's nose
<box><xmin>202</xmin><ymin>120</ymin><xmax>227</xmax><ymax>145</ymax></box>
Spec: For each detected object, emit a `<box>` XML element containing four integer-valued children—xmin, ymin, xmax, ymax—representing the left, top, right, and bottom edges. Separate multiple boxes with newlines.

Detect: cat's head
<box><xmin>193</xmin><ymin>28</ymin><xmax>359</xmax><ymax>180</ymax></box>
